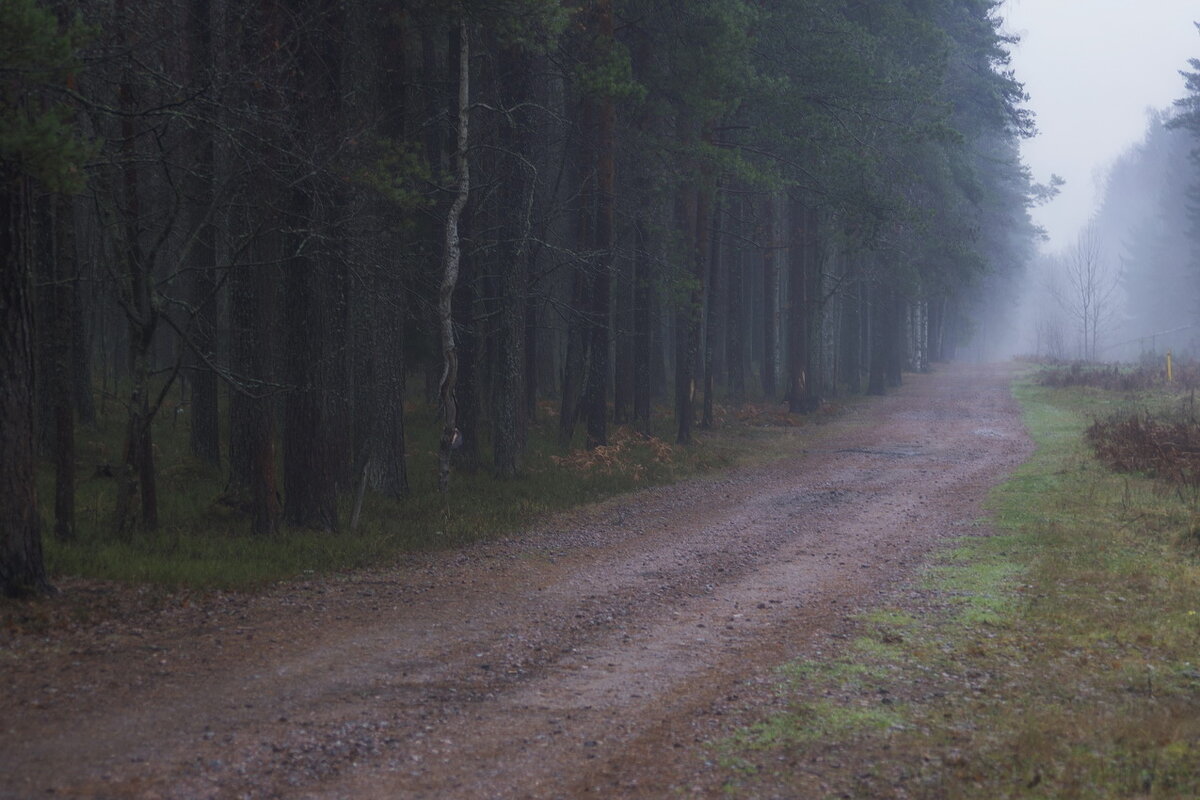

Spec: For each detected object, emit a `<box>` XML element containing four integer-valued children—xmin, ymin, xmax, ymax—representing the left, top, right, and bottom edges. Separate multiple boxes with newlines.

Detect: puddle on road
<box><xmin>834</xmin><ymin>445</ymin><xmax>924</xmax><ymax>458</ymax></box>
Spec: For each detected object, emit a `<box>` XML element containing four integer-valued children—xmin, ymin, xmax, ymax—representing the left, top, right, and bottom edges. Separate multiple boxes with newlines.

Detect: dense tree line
<box><xmin>1093</xmin><ymin>113</ymin><xmax>1195</xmax><ymax>358</ymax></box>
<box><xmin>1165</xmin><ymin>23</ymin><xmax>1200</xmax><ymax>353</ymax></box>
<box><xmin>2</xmin><ymin>0</ymin><xmax>1042</xmax><ymax>595</ymax></box>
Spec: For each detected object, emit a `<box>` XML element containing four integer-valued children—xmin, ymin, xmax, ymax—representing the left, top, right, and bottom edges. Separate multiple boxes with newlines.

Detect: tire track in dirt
<box><xmin>0</xmin><ymin>362</ymin><xmax>1032</xmax><ymax>799</ymax></box>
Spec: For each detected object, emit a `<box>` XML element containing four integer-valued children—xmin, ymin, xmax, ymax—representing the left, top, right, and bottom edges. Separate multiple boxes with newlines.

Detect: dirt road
<box><xmin>1</xmin><ymin>363</ymin><xmax>1033</xmax><ymax>799</ymax></box>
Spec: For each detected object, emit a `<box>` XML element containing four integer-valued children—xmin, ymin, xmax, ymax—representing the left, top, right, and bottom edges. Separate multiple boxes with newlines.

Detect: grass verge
<box><xmin>715</xmin><ymin>378</ymin><xmax>1200</xmax><ymax>799</ymax></box>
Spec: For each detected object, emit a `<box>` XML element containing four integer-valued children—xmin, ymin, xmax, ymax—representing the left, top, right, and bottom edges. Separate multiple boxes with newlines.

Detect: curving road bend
<box><xmin>1</xmin><ymin>362</ymin><xmax>1033</xmax><ymax>799</ymax></box>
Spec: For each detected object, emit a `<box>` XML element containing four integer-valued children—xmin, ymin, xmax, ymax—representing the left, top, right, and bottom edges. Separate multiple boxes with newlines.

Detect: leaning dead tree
<box><xmin>439</xmin><ymin>19</ymin><xmax>470</xmax><ymax>493</ymax></box>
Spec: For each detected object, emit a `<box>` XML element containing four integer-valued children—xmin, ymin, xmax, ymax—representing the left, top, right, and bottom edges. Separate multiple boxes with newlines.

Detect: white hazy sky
<box><xmin>1000</xmin><ymin>0</ymin><xmax>1199</xmax><ymax>252</ymax></box>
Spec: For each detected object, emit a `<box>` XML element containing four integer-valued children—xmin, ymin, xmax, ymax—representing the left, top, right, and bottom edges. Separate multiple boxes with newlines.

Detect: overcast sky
<box><xmin>1000</xmin><ymin>0</ymin><xmax>1199</xmax><ymax>252</ymax></box>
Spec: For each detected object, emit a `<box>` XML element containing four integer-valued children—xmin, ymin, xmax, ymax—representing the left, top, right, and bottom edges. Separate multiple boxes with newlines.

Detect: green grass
<box><xmin>733</xmin><ymin>702</ymin><xmax>905</xmax><ymax>750</ymax></box>
<box><xmin>715</xmin><ymin>374</ymin><xmax>1200</xmax><ymax>799</ymax></box>
<box><xmin>38</xmin><ymin>386</ymin><xmax>841</xmax><ymax>590</ymax></box>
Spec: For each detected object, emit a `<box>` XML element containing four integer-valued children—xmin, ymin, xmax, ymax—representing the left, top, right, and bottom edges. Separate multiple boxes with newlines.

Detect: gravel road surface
<box><xmin>1</xmin><ymin>362</ymin><xmax>1033</xmax><ymax>799</ymax></box>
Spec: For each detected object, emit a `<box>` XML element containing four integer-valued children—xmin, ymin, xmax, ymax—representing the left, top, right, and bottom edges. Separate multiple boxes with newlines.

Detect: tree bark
<box><xmin>368</xmin><ymin>271</ymin><xmax>409</xmax><ymax>499</ymax></box>
<box><xmin>867</xmin><ymin>279</ymin><xmax>886</xmax><ymax>396</ymax></box>
<box><xmin>71</xmin><ymin>254</ymin><xmax>96</xmax><ymax>425</ymax></box>
<box><xmin>0</xmin><ymin>171</ymin><xmax>51</xmax><ymax>596</ymax></box>
<box><xmin>493</xmin><ymin>45</ymin><xmax>534</xmax><ymax>476</ymax></box>
<box><xmin>613</xmin><ymin>247</ymin><xmax>633</xmax><ymax>425</ymax></box>
<box><xmin>786</xmin><ymin>196</ymin><xmax>810</xmax><ymax>414</ymax></box>
<box><xmin>50</xmin><ymin>197</ymin><xmax>75</xmax><ymax>541</ymax></box>
<box><xmin>761</xmin><ymin>195</ymin><xmax>778</xmax><ymax>400</ymax></box>
<box><xmin>225</xmin><ymin>0</ymin><xmax>285</xmax><ymax>535</ymax></box>
<box><xmin>841</xmin><ymin>273</ymin><xmax>862</xmax><ymax>395</ymax></box>
<box><xmin>113</xmin><ymin>24</ymin><xmax>160</xmax><ymax>535</ymax></box>
<box><xmin>186</xmin><ymin>0</ymin><xmax>220</xmax><ymax>468</ymax></box>
<box><xmin>438</xmin><ymin>18</ymin><xmax>469</xmax><ymax>493</ymax></box>
<box><xmin>524</xmin><ymin>291</ymin><xmax>539</xmax><ymax>421</ymax></box>
<box><xmin>632</xmin><ymin>217</ymin><xmax>653</xmax><ymax>429</ymax></box>
<box><xmin>584</xmin><ymin>0</ymin><xmax>615</xmax><ymax>450</ymax></box>
<box><xmin>675</xmin><ymin>178</ymin><xmax>706</xmax><ymax>445</ymax></box>
<box><xmin>702</xmin><ymin>188</ymin><xmax>724</xmax><ymax>429</ymax></box>
<box><xmin>886</xmin><ymin>289</ymin><xmax>903</xmax><ymax>388</ymax></box>
<box><xmin>281</xmin><ymin>0</ymin><xmax>342</xmax><ymax>531</ymax></box>
<box><xmin>227</xmin><ymin>246</ymin><xmax>280</xmax><ymax>535</ymax></box>
<box><xmin>282</xmin><ymin>213</ymin><xmax>338</xmax><ymax>531</ymax></box>
<box><xmin>453</xmin><ymin>206</ymin><xmax>480</xmax><ymax>471</ymax></box>
<box><xmin>558</xmin><ymin>88</ymin><xmax>594</xmax><ymax>450</ymax></box>
<box><xmin>726</xmin><ymin>194</ymin><xmax>746</xmax><ymax>402</ymax></box>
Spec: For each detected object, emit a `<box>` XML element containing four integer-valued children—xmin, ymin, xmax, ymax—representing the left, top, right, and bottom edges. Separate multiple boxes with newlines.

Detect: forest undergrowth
<box><xmin>36</xmin><ymin>391</ymin><xmax>851</xmax><ymax>592</ymax></box>
<box><xmin>716</xmin><ymin>370</ymin><xmax>1200</xmax><ymax>799</ymax></box>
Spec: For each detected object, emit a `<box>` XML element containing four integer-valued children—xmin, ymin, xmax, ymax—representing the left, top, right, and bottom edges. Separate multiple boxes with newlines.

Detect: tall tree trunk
<box><xmin>113</xmin><ymin>24</ymin><xmax>159</xmax><ymax>535</ymax></box>
<box><xmin>0</xmin><ymin>171</ymin><xmax>51</xmax><ymax>596</ymax></box>
<box><xmin>628</xmin><ymin>31</ymin><xmax>655</xmax><ymax>431</ymax></box>
<box><xmin>702</xmin><ymin>188</ymin><xmax>723</xmax><ymax>429</ymax></box>
<box><xmin>886</xmin><ymin>289</ymin><xmax>903</xmax><ymax>388</ymax></box>
<box><xmin>453</xmin><ymin>209</ymin><xmax>480</xmax><ymax>471</ymax></box>
<box><xmin>867</xmin><ymin>279</ymin><xmax>886</xmax><ymax>396</ymax></box>
<box><xmin>841</xmin><ymin>272</ymin><xmax>862</xmax><ymax>395</ymax></box>
<box><xmin>71</xmin><ymin>252</ymin><xmax>96</xmax><ymax>425</ymax></box>
<box><xmin>350</xmin><ymin>261</ymin><xmax>375</xmax><ymax>493</ymax></box>
<box><xmin>186</xmin><ymin>0</ymin><xmax>220</xmax><ymax>467</ymax></box>
<box><xmin>493</xmin><ymin>45</ymin><xmax>533</xmax><ymax>476</ymax></box>
<box><xmin>34</xmin><ymin>192</ymin><xmax>76</xmax><ymax>539</ymax></box>
<box><xmin>524</xmin><ymin>290</ymin><xmax>539</xmax><ymax>421</ymax></box>
<box><xmin>359</xmin><ymin>5</ymin><xmax>409</xmax><ymax>500</ymax></box>
<box><xmin>224</xmin><ymin>0</ymin><xmax>286</xmax><ymax>535</ymax></box>
<box><xmin>367</xmin><ymin>268</ymin><xmax>408</xmax><ymax>499</ymax></box>
<box><xmin>613</xmin><ymin>247</ymin><xmax>634</xmax><ymax>426</ymax></box>
<box><xmin>558</xmin><ymin>265</ymin><xmax>588</xmax><ymax>449</ymax></box>
<box><xmin>632</xmin><ymin>216</ymin><xmax>652</xmax><ymax>429</ymax></box>
<box><xmin>804</xmin><ymin>204</ymin><xmax>823</xmax><ymax>402</ymax></box>
<box><xmin>50</xmin><ymin>197</ymin><xmax>75</xmax><ymax>540</ymax></box>
<box><xmin>282</xmin><ymin>204</ymin><xmax>338</xmax><ymax>531</ymax></box>
<box><xmin>786</xmin><ymin>196</ymin><xmax>810</xmax><ymax>414</ymax></box>
<box><xmin>761</xmin><ymin>195</ymin><xmax>778</xmax><ymax>400</ymax></box>
<box><xmin>676</xmin><ymin>178</ymin><xmax>707</xmax><ymax>445</ymax></box>
<box><xmin>438</xmin><ymin>18</ymin><xmax>469</xmax><ymax>492</ymax></box>
<box><xmin>185</xmin><ymin>246</ymin><xmax>220</xmax><ymax>467</ymax></box>
<box><xmin>726</xmin><ymin>195</ymin><xmax>745</xmax><ymax>401</ymax></box>
<box><xmin>227</xmin><ymin>243</ymin><xmax>280</xmax><ymax>535</ymax></box>
<box><xmin>928</xmin><ymin>294</ymin><xmax>946</xmax><ymax>363</ymax></box>
<box><xmin>558</xmin><ymin>90</ymin><xmax>594</xmax><ymax>450</ymax></box>
<box><xmin>584</xmin><ymin>0</ymin><xmax>615</xmax><ymax>449</ymax></box>
<box><xmin>281</xmin><ymin>0</ymin><xmax>342</xmax><ymax>531</ymax></box>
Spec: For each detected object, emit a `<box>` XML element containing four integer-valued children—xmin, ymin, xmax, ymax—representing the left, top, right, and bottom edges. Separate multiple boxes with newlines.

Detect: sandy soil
<box><xmin>0</xmin><ymin>362</ymin><xmax>1033</xmax><ymax>799</ymax></box>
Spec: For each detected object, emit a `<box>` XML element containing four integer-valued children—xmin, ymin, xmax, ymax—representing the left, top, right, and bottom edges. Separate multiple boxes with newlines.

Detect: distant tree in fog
<box><xmin>1092</xmin><ymin>112</ymin><xmax>1196</xmax><ymax>356</ymax></box>
<box><xmin>1053</xmin><ymin>222</ymin><xmax>1119</xmax><ymax>361</ymax></box>
<box><xmin>1034</xmin><ymin>314</ymin><xmax>1067</xmax><ymax>361</ymax></box>
<box><xmin>1168</xmin><ymin>27</ymin><xmax>1200</xmax><ymax>351</ymax></box>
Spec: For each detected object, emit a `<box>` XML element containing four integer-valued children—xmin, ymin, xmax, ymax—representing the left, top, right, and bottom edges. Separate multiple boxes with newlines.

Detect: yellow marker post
<box><xmin>1167</xmin><ymin>350</ymin><xmax>1174</xmax><ymax>383</ymax></box>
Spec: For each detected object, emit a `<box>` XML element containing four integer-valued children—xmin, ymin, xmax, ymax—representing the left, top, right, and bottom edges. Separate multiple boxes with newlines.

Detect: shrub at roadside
<box><xmin>1086</xmin><ymin>412</ymin><xmax>1200</xmax><ymax>487</ymax></box>
<box><xmin>1036</xmin><ymin>361</ymin><xmax>1200</xmax><ymax>392</ymax></box>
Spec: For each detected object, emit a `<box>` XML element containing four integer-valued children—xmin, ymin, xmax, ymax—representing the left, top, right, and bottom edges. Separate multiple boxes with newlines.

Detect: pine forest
<box><xmin>4</xmin><ymin>0</ymin><xmax>1049</xmax><ymax>595</ymax></box>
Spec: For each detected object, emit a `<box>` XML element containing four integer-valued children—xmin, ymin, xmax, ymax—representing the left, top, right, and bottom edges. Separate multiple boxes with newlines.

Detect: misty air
<box><xmin>4</xmin><ymin>1</ymin><xmax>1200</xmax><ymax>797</ymax></box>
